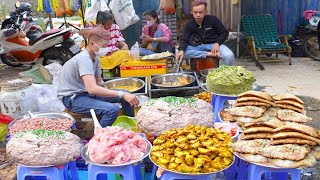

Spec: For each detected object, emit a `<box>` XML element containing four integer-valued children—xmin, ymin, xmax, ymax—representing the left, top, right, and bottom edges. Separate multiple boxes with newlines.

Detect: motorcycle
<box><xmin>1</xmin><ymin>1</ymin><xmax>33</xmax><ymax>30</ymax></box>
<box><xmin>302</xmin><ymin>11</ymin><xmax>320</xmax><ymax>61</ymax></box>
<box><xmin>0</xmin><ymin>23</ymin><xmax>81</xmax><ymax>66</ymax></box>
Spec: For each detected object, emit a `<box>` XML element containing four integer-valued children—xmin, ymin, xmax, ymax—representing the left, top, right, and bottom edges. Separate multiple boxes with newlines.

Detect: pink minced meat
<box><xmin>9</xmin><ymin>117</ymin><xmax>73</xmax><ymax>135</ymax></box>
<box><xmin>88</xmin><ymin>126</ymin><xmax>147</xmax><ymax>165</ymax></box>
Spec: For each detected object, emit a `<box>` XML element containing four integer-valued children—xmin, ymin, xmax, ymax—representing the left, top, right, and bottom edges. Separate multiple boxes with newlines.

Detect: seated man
<box><xmin>140</xmin><ymin>10</ymin><xmax>174</xmax><ymax>56</ymax></box>
<box><xmin>176</xmin><ymin>0</ymin><xmax>235</xmax><ymax>66</ymax></box>
<box><xmin>58</xmin><ymin>25</ymin><xmax>139</xmax><ymax>127</ymax></box>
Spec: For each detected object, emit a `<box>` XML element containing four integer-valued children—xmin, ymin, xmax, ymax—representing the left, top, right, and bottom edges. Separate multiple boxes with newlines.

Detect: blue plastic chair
<box><xmin>88</xmin><ymin>163</ymin><xmax>137</xmax><ymax>180</ymax></box>
<box><xmin>211</xmin><ymin>94</ymin><xmax>237</xmax><ymax>122</ymax></box>
<box><xmin>159</xmin><ymin>171</ymin><xmax>211</xmax><ymax>180</ymax></box>
<box><xmin>248</xmin><ymin>163</ymin><xmax>300</xmax><ymax>180</ymax></box>
<box><xmin>17</xmin><ymin>164</ymin><xmax>69</xmax><ymax>180</ymax></box>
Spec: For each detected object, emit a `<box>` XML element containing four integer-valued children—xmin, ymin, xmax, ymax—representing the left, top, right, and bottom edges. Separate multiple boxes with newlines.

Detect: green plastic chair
<box><xmin>242</xmin><ymin>14</ymin><xmax>292</xmax><ymax>65</ymax></box>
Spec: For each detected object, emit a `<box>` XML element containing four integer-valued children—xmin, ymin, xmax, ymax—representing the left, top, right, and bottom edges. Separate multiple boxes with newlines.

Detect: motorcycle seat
<box><xmin>29</xmin><ymin>28</ymin><xmax>63</xmax><ymax>45</ymax></box>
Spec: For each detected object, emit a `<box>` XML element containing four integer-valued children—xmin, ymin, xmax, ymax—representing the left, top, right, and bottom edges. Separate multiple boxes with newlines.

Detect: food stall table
<box><xmin>120</xmin><ymin>59</ymin><xmax>168</xmax><ymax>81</ymax></box>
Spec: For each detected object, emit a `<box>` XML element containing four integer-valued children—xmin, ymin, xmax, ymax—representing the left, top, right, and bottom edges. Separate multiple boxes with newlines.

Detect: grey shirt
<box><xmin>57</xmin><ymin>49</ymin><xmax>102</xmax><ymax>97</ymax></box>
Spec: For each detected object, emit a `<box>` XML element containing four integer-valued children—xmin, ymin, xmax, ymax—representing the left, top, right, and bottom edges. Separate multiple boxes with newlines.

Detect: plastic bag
<box><xmin>109</xmin><ymin>0</ymin><xmax>140</xmax><ymax>30</ymax></box>
<box><xmin>32</xmin><ymin>84</ymin><xmax>65</xmax><ymax>112</ymax></box>
<box><xmin>130</xmin><ymin>42</ymin><xmax>140</xmax><ymax>61</ymax></box>
<box><xmin>85</xmin><ymin>0</ymin><xmax>110</xmax><ymax>23</ymax></box>
<box><xmin>0</xmin><ymin>114</ymin><xmax>13</xmax><ymax>141</ymax></box>
<box><xmin>45</xmin><ymin>62</ymin><xmax>63</xmax><ymax>89</ymax></box>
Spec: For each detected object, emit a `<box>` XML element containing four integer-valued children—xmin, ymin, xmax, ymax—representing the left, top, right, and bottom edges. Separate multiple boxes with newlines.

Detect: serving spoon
<box><xmin>90</xmin><ymin>109</ymin><xmax>102</xmax><ymax>129</ymax></box>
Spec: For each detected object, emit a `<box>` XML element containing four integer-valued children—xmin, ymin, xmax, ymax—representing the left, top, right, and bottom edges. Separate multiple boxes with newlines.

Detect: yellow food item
<box><xmin>194</xmin><ymin>92</ymin><xmax>212</xmax><ymax>103</ymax></box>
<box><xmin>110</xmin><ymin>85</ymin><xmax>139</xmax><ymax>92</ymax></box>
<box><xmin>150</xmin><ymin>124</ymin><xmax>233</xmax><ymax>174</ymax></box>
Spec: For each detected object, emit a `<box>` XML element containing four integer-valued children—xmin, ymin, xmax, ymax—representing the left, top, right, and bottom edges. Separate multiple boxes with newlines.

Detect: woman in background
<box><xmin>140</xmin><ymin>10</ymin><xmax>174</xmax><ymax>55</ymax></box>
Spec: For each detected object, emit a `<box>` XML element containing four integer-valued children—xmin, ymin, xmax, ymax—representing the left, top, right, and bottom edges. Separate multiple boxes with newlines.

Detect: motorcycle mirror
<box><xmin>15</xmin><ymin>1</ymin><xmax>20</xmax><ymax>8</ymax></box>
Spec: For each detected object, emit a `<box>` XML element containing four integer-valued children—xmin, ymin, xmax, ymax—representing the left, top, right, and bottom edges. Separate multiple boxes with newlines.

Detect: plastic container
<box><xmin>112</xmin><ymin>116</ymin><xmax>138</xmax><ymax>132</ymax></box>
<box><xmin>0</xmin><ymin>78</ymin><xmax>37</xmax><ymax>118</ymax></box>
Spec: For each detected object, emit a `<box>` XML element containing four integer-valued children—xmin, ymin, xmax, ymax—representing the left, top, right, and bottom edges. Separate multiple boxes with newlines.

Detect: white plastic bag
<box><xmin>130</xmin><ymin>42</ymin><xmax>140</xmax><ymax>61</ymax></box>
<box><xmin>32</xmin><ymin>84</ymin><xmax>65</xmax><ymax>112</ymax></box>
<box><xmin>85</xmin><ymin>0</ymin><xmax>110</xmax><ymax>22</ymax></box>
<box><xmin>109</xmin><ymin>0</ymin><xmax>140</xmax><ymax>30</ymax></box>
<box><xmin>45</xmin><ymin>63</ymin><xmax>63</xmax><ymax>90</ymax></box>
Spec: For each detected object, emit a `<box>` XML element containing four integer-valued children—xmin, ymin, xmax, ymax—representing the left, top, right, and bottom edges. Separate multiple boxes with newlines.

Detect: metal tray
<box><xmin>81</xmin><ymin>139</ymin><xmax>152</xmax><ymax>167</ymax></box>
<box><xmin>234</xmin><ymin>152</ymin><xmax>284</xmax><ymax>169</ymax></box>
<box><xmin>140</xmin><ymin>54</ymin><xmax>174</xmax><ymax>61</ymax></box>
<box><xmin>149</xmin><ymin>153</ymin><xmax>235</xmax><ymax>176</ymax></box>
<box><xmin>8</xmin><ymin>112</ymin><xmax>76</xmax><ymax>129</ymax></box>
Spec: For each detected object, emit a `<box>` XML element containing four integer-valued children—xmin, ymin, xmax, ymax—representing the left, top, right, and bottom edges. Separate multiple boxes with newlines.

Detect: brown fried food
<box><xmin>238</xmin><ymin>91</ymin><xmax>272</xmax><ymax>101</ymax></box>
<box><xmin>220</xmin><ymin>110</ymin><xmax>236</xmax><ymax>122</ymax></box>
<box><xmin>236</xmin><ymin>97</ymin><xmax>275</xmax><ymax>106</ymax></box>
<box><xmin>269</xmin><ymin>154</ymin><xmax>316</xmax><ymax>168</ymax></box>
<box><xmin>274</xmin><ymin>122</ymin><xmax>318</xmax><ymax>138</ymax></box>
<box><xmin>243</xmin><ymin>118</ymin><xmax>284</xmax><ymax>129</ymax></box>
<box><xmin>259</xmin><ymin>144</ymin><xmax>310</xmax><ymax>161</ymax></box>
<box><xmin>272</xmin><ymin>94</ymin><xmax>304</xmax><ymax>104</ymax></box>
<box><xmin>241</xmin><ymin>133</ymin><xmax>272</xmax><ymax>140</ymax></box>
<box><xmin>265</xmin><ymin>107</ymin><xmax>278</xmax><ymax>117</ymax></box>
<box><xmin>275</xmin><ymin>100</ymin><xmax>304</xmax><ymax>109</ymax></box>
<box><xmin>243</xmin><ymin>127</ymin><xmax>274</xmax><ymax>134</ymax></box>
<box><xmin>271</xmin><ymin>138</ymin><xmax>317</xmax><ymax>146</ymax></box>
<box><xmin>236</xmin><ymin>101</ymin><xmax>271</xmax><ymax>107</ymax></box>
<box><xmin>224</xmin><ymin>106</ymin><xmax>266</xmax><ymax>118</ymax></box>
<box><xmin>311</xmin><ymin>146</ymin><xmax>320</xmax><ymax>160</ymax></box>
<box><xmin>276</xmin><ymin>104</ymin><xmax>304</xmax><ymax>113</ymax></box>
<box><xmin>272</xmin><ymin>132</ymin><xmax>320</xmax><ymax>145</ymax></box>
<box><xmin>232</xmin><ymin>139</ymin><xmax>271</xmax><ymax>154</ymax></box>
<box><xmin>277</xmin><ymin>109</ymin><xmax>312</xmax><ymax>123</ymax></box>
<box><xmin>238</xmin><ymin>153</ymin><xmax>269</xmax><ymax>163</ymax></box>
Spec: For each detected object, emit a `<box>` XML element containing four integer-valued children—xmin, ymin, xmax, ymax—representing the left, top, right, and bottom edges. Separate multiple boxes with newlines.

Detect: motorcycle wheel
<box><xmin>302</xmin><ymin>35</ymin><xmax>320</xmax><ymax>61</ymax></box>
<box><xmin>43</xmin><ymin>47</ymin><xmax>74</xmax><ymax>65</ymax></box>
<box><xmin>0</xmin><ymin>54</ymin><xmax>23</xmax><ymax>67</ymax></box>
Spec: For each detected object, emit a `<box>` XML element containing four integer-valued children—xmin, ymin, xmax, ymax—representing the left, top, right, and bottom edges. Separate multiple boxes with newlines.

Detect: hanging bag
<box><xmin>85</xmin><ymin>0</ymin><xmax>110</xmax><ymax>23</ymax></box>
<box><xmin>109</xmin><ymin>0</ymin><xmax>140</xmax><ymax>30</ymax></box>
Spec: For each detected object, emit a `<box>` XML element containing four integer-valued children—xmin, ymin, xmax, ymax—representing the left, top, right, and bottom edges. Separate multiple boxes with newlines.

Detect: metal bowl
<box><xmin>199</xmin><ymin>68</ymin><xmax>216</xmax><ymax>83</ymax></box>
<box><xmin>81</xmin><ymin>138</ymin><xmax>152</xmax><ymax>167</ymax></box>
<box><xmin>150</xmin><ymin>73</ymin><xmax>196</xmax><ymax>88</ymax></box>
<box><xmin>8</xmin><ymin>112</ymin><xmax>75</xmax><ymax>128</ymax></box>
<box><xmin>105</xmin><ymin>78</ymin><xmax>145</xmax><ymax>93</ymax></box>
<box><xmin>7</xmin><ymin>112</ymin><xmax>76</xmax><ymax>137</ymax></box>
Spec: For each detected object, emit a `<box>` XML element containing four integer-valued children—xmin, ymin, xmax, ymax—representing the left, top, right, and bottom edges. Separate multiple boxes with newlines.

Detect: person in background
<box><xmin>175</xmin><ymin>0</ymin><xmax>235</xmax><ymax>65</ymax></box>
<box><xmin>79</xmin><ymin>11</ymin><xmax>129</xmax><ymax>74</ymax></box>
<box><xmin>140</xmin><ymin>10</ymin><xmax>174</xmax><ymax>56</ymax></box>
<box><xmin>58</xmin><ymin>25</ymin><xmax>139</xmax><ymax>127</ymax></box>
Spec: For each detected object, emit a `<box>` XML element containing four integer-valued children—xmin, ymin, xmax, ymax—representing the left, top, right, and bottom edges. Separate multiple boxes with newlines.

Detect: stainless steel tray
<box><xmin>149</xmin><ymin>152</ymin><xmax>235</xmax><ymax>175</ymax></box>
<box><xmin>81</xmin><ymin>139</ymin><xmax>152</xmax><ymax>167</ymax></box>
<box><xmin>8</xmin><ymin>112</ymin><xmax>76</xmax><ymax>129</ymax></box>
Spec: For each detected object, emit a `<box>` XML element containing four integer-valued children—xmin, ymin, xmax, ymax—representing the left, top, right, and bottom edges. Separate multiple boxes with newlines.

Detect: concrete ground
<box><xmin>236</xmin><ymin>55</ymin><xmax>320</xmax><ymax>99</ymax></box>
